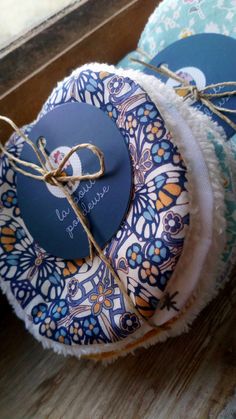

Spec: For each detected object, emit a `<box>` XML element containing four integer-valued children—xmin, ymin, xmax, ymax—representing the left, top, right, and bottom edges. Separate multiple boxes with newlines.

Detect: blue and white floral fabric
<box><xmin>119</xmin><ymin>0</ymin><xmax>236</xmax><ymax>70</ymax></box>
<box><xmin>118</xmin><ymin>0</ymin><xmax>236</xmax><ymax>288</ymax></box>
<box><xmin>0</xmin><ymin>66</ymin><xmax>189</xmax><ymax>352</ymax></box>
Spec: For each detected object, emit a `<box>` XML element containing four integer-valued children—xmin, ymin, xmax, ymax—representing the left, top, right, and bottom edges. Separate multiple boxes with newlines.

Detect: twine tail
<box><xmin>59</xmin><ymin>183</ymin><xmax>143</xmax><ymax>322</ymax></box>
<box><xmin>0</xmin><ymin>116</ymin><xmax>150</xmax><ymax>326</ymax></box>
<box><xmin>130</xmin><ymin>57</ymin><xmax>236</xmax><ymax>133</ymax></box>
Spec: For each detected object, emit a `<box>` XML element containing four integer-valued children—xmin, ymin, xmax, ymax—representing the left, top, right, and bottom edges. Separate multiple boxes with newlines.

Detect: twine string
<box><xmin>131</xmin><ymin>58</ymin><xmax>236</xmax><ymax>131</ymax></box>
<box><xmin>0</xmin><ymin>115</ymin><xmax>151</xmax><ymax>327</ymax></box>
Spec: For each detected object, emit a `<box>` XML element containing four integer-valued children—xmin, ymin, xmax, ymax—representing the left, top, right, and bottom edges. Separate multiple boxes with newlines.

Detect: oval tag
<box><xmin>17</xmin><ymin>102</ymin><xmax>133</xmax><ymax>259</ymax></box>
<box><xmin>144</xmin><ymin>33</ymin><xmax>236</xmax><ymax>138</ymax></box>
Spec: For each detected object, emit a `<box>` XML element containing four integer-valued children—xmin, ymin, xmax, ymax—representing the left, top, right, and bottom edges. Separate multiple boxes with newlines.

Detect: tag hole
<box><xmin>37</xmin><ymin>136</ymin><xmax>47</xmax><ymax>149</ymax></box>
<box><xmin>159</xmin><ymin>62</ymin><xmax>168</xmax><ymax>68</ymax></box>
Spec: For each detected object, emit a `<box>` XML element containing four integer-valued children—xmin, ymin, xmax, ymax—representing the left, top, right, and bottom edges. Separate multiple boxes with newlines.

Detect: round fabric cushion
<box><xmin>118</xmin><ymin>0</ymin><xmax>236</xmax><ymax>291</ymax></box>
<box><xmin>0</xmin><ymin>64</ymin><xmax>226</xmax><ymax>359</ymax></box>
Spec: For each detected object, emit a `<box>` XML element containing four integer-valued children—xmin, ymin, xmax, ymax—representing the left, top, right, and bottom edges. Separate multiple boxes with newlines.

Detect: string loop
<box><xmin>131</xmin><ymin>58</ymin><xmax>236</xmax><ymax>132</ymax></box>
<box><xmin>0</xmin><ymin>115</ymin><xmax>152</xmax><ymax>327</ymax></box>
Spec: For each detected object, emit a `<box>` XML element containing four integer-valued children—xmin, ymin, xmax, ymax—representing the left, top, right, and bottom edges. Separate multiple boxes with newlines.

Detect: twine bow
<box><xmin>131</xmin><ymin>58</ymin><xmax>236</xmax><ymax>132</ymax></box>
<box><xmin>0</xmin><ymin>115</ymin><xmax>151</xmax><ymax>326</ymax></box>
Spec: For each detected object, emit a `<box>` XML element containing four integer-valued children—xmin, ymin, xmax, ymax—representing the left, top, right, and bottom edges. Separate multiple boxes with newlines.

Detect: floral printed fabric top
<box><xmin>118</xmin><ymin>0</ymin><xmax>236</xmax><ymax>70</ymax></box>
<box><xmin>0</xmin><ymin>68</ymin><xmax>189</xmax><ymax>348</ymax></box>
<box><xmin>118</xmin><ymin>0</ymin><xmax>236</xmax><ymax>288</ymax></box>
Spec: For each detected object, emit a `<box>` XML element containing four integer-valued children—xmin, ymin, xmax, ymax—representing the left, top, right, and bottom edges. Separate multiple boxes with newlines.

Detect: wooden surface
<box><xmin>0</xmin><ymin>275</ymin><xmax>236</xmax><ymax>419</ymax></box>
<box><xmin>0</xmin><ymin>0</ymin><xmax>158</xmax><ymax>141</ymax></box>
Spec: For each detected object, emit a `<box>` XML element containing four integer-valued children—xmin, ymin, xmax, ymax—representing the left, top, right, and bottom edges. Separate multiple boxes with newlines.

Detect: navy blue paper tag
<box><xmin>144</xmin><ymin>34</ymin><xmax>236</xmax><ymax>138</ymax></box>
<box><xmin>17</xmin><ymin>102</ymin><xmax>132</xmax><ymax>259</ymax></box>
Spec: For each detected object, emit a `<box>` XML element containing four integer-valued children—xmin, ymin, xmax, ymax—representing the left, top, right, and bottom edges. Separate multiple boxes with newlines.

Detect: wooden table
<box><xmin>0</xmin><ymin>275</ymin><xmax>235</xmax><ymax>419</ymax></box>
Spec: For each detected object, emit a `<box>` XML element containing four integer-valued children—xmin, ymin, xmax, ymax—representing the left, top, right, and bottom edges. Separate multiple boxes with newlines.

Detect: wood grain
<box><xmin>0</xmin><ymin>0</ymin><xmax>159</xmax><ymax>141</ymax></box>
<box><xmin>0</xmin><ymin>276</ymin><xmax>235</xmax><ymax>419</ymax></box>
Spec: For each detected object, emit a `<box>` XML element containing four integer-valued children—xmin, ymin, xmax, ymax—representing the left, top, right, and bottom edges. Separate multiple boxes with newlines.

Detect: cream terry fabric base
<box><xmin>0</xmin><ymin>63</ymin><xmax>227</xmax><ymax>361</ymax></box>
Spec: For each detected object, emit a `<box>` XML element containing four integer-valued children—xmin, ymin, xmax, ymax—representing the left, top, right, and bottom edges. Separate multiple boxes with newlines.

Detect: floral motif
<box><xmin>164</xmin><ymin>211</ymin><xmax>183</xmax><ymax>234</ymax></box>
<box><xmin>125</xmin><ymin>114</ymin><xmax>138</xmax><ymax>136</ymax></box>
<box><xmin>83</xmin><ymin>317</ymin><xmax>100</xmax><ymax>339</ymax></box>
<box><xmin>104</xmin><ymin>103</ymin><xmax>118</xmax><ymax>120</ymax></box>
<box><xmin>147</xmin><ymin>239</ymin><xmax>170</xmax><ymax>264</ymax></box>
<box><xmin>139</xmin><ymin>260</ymin><xmax>159</xmax><ymax>286</ymax></box>
<box><xmin>151</xmin><ymin>140</ymin><xmax>173</xmax><ymax>164</ymax></box>
<box><xmin>54</xmin><ymin>327</ymin><xmax>71</xmax><ymax>345</ymax></box>
<box><xmin>126</xmin><ymin>243</ymin><xmax>143</xmax><ymax>268</ymax></box>
<box><xmin>0</xmin><ymin>68</ymin><xmax>190</xmax><ymax>349</ymax></box>
<box><xmin>145</xmin><ymin>119</ymin><xmax>166</xmax><ymax>142</ymax></box>
<box><xmin>69</xmin><ymin>320</ymin><xmax>84</xmax><ymax>343</ymax></box>
<box><xmin>137</xmin><ymin>103</ymin><xmax>158</xmax><ymax>123</ymax></box>
<box><xmin>51</xmin><ymin>300</ymin><xmax>69</xmax><ymax>320</ymax></box>
<box><xmin>108</xmin><ymin>75</ymin><xmax>124</xmax><ymax>94</ymax></box>
<box><xmin>120</xmin><ymin>312</ymin><xmax>140</xmax><ymax>332</ymax></box>
<box><xmin>39</xmin><ymin>317</ymin><xmax>56</xmax><ymax>338</ymax></box>
<box><xmin>31</xmin><ymin>303</ymin><xmax>47</xmax><ymax>324</ymax></box>
<box><xmin>1</xmin><ymin>190</ymin><xmax>17</xmax><ymax>209</ymax></box>
<box><xmin>89</xmin><ymin>282</ymin><xmax>113</xmax><ymax>315</ymax></box>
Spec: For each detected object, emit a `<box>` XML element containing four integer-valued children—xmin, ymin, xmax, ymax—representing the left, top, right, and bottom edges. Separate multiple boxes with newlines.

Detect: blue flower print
<box><xmin>1</xmin><ymin>190</ymin><xmax>17</xmax><ymax>208</ymax></box>
<box><xmin>120</xmin><ymin>312</ymin><xmax>140</xmax><ymax>333</ymax></box>
<box><xmin>151</xmin><ymin>141</ymin><xmax>173</xmax><ymax>164</ymax></box>
<box><xmin>145</xmin><ymin>119</ymin><xmax>166</xmax><ymax>142</ymax></box>
<box><xmin>54</xmin><ymin>327</ymin><xmax>71</xmax><ymax>345</ymax></box>
<box><xmin>164</xmin><ymin>211</ymin><xmax>183</xmax><ymax>235</ymax></box>
<box><xmin>31</xmin><ymin>303</ymin><xmax>47</xmax><ymax>324</ymax></box>
<box><xmin>126</xmin><ymin>243</ymin><xmax>143</xmax><ymax>268</ymax></box>
<box><xmin>39</xmin><ymin>317</ymin><xmax>56</xmax><ymax>338</ymax></box>
<box><xmin>69</xmin><ymin>320</ymin><xmax>84</xmax><ymax>343</ymax></box>
<box><xmin>108</xmin><ymin>75</ymin><xmax>124</xmax><ymax>94</ymax></box>
<box><xmin>139</xmin><ymin>260</ymin><xmax>159</xmax><ymax>286</ymax></box>
<box><xmin>125</xmin><ymin>114</ymin><xmax>138</xmax><ymax>136</ymax></box>
<box><xmin>105</xmin><ymin>103</ymin><xmax>118</xmax><ymax>120</ymax></box>
<box><xmin>137</xmin><ymin>103</ymin><xmax>158</xmax><ymax>124</ymax></box>
<box><xmin>83</xmin><ymin>317</ymin><xmax>100</xmax><ymax>338</ymax></box>
<box><xmin>147</xmin><ymin>240</ymin><xmax>170</xmax><ymax>264</ymax></box>
<box><xmin>51</xmin><ymin>300</ymin><xmax>69</xmax><ymax>320</ymax></box>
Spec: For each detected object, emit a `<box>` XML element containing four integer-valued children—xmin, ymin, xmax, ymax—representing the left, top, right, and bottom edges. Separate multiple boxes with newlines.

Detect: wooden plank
<box><xmin>0</xmin><ymin>0</ymin><xmax>134</xmax><ymax>91</ymax></box>
<box><xmin>0</xmin><ymin>276</ymin><xmax>235</xmax><ymax>418</ymax></box>
<box><xmin>0</xmin><ymin>0</ymin><xmax>159</xmax><ymax>141</ymax></box>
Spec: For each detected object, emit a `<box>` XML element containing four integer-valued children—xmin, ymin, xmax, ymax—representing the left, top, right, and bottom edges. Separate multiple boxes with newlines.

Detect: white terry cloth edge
<box><xmin>0</xmin><ymin>63</ymin><xmax>226</xmax><ymax>359</ymax></box>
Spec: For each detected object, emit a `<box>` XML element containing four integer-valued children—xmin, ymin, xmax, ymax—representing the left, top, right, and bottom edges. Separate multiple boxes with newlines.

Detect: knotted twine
<box><xmin>0</xmin><ymin>115</ymin><xmax>155</xmax><ymax>328</ymax></box>
<box><xmin>131</xmin><ymin>58</ymin><xmax>236</xmax><ymax>132</ymax></box>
